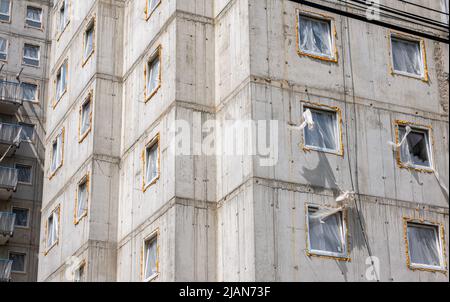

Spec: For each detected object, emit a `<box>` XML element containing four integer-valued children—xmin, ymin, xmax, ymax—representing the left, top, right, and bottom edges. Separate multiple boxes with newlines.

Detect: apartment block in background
<box><xmin>38</xmin><ymin>0</ymin><xmax>449</xmax><ymax>282</ymax></box>
<box><xmin>0</xmin><ymin>0</ymin><xmax>50</xmax><ymax>282</ymax></box>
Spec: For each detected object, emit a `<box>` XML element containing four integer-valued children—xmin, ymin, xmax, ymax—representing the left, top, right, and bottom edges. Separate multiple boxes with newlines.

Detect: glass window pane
<box><xmin>147</xmin><ymin>56</ymin><xmax>160</xmax><ymax>95</ymax></box>
<box><xmin>407</xmin><ymin>223</ymin><xmax>441</xmax><ymax>267</ymax></box>
<box><xmin>0</xmin><ymin>0</ymin><xmax>10</xmax><ymax>16</ymax></box>
<box><xmin>308</xmin><ymin>208</ymin><xmax>345</xmax><ymax>254</ymax></box>
<box><xmin>148</xmin><ymin>0</ymin><xmax>160</xmax><ymax>13</ymax></box>
<box><xmin>81</xmin><ymin>99</ymin><xmax>91</xmax><ymax>135</ymax></box>
<box><xmin>145</xmin><ymin>237</ymin><xmax>158</xmax><ymax>279</ymax></box>
<box><xmin>20</xmin><ymin>124</ymin><xmax>35</xmax><ymax>142</ymax></box>
<box><xmin>146</xmin><ymin>143</ymin><xmax>159</xmax><ymax>184</ymax></box>
<box><xmin>9</xmin><ymin>253</ymin><xmax>25</xmax><ymax>272</ymax></box>
<box><xmin>399</xmin><ymin>126</ymin><xmax>431</xmax><ymax>167</ymax></box>
<box><xmin>304</xmin><ymin>108</ymin><xmax>338</xmax><ymax>151</ymax></box>
<box><xmin>21</xmin><ymin>83</ymin><xmax>38</xmax><ymax>102</ymax></box>
<box><xmin>12</xmin><ymin>208</ymin><xmax>29</xmax><ymax>227</ymax></box>
<box><xmin>16</xmin><ymin>164</ymin><xmax>32</xmax><ymax>184</ymax></box>
<box><xmin>77</xmin><ymin>181</ymin><xmax>87</xmax><ymax>218</ymax></box>
<box><xmin>84</xmin><ymin>26</ymin><xmax>94</xmax><ymax>58</ymax></box>
<box><xmin>391</xmin><ymin>37</ymin><xmax>423</xmax><ymax>76</ymax></box>
<box><xmin>26</xmin><ymin>6</ymin><xmax>42</xmax><ymax>28</ymax></box>
<box><xmin>298</xmin><ymin>15</ymin><xmax>332</xmax><ymax>57</ymax></box>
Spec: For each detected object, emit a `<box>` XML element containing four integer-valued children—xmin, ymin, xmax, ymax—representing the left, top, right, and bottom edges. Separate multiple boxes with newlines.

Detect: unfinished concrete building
<box><xmin>0</xmin><ymin>0</ymin><xmax>50</xmax><ymax>282</ymax></box>
<box><xmin>38</xmin><ymin>0</ymin><xmax>449</xmax><ymax>282</ymax></box>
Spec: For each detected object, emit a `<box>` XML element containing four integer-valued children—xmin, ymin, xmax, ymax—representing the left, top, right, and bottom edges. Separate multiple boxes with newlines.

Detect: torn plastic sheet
<box><xmin>309</xmin><ymin>207</ymin><xmax>344</xmax><ymax>224</ymax></box>
<box><xmin>336</xmin><ymin>191</ymin><xmax>355</xmax><ymax>204</ymax></box>
<box><xmin>434</xmin><ymin>170</ymin><xmax>449</xmax><ymax>197</ymax></box>
<box><xmin>289</xmin><ymin>109</ymin><xmax>315</xmax><ymax>130</ymax></box>
<box><xmin>388</xmin><ymin>125</ymin><xmax>412</xmax><ymax>150</ymax></box>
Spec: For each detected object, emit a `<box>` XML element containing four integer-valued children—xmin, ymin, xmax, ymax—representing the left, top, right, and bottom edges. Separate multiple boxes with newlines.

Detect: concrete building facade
<box><xmin>0</xmin><ymin>0</ymin><xmax>51</xmax><ymax>282</ymax></box>
<box><xmin>38</xmin><ymin>0</ymin><xmax>449</xmax><ymax>282</ymax></box>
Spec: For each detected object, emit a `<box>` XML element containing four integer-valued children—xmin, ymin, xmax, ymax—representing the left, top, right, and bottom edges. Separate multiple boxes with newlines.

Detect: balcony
<box><xmin>0</xmin><ymin>166</ymin><xmax>18</xmax><ymax>200</ymax></box>
<box><xmin>0</xmin><ymin>122</ymin><xmax>34</xmax><ymax>157</ymax></box>
<box><xmin>0</xmin><ymin>212</ymin><xmax>15</xmax><ymax>245</ymax></box>
<box><xmin>0</xmin><ymin>259</ymin><xmax>13</xmax><ymax>282</ymax></box>
<box><xmin>0</xmin><ymin>81</ymin><xmax>24</xmax><ymax>115</ymax></box>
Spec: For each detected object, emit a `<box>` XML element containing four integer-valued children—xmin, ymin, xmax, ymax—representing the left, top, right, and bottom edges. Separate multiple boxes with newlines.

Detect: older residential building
<box><xmin>0</xmin><ymin>0</ymin><xmax>50</xmax><ymax>282</ymax></box>
<box><xmin>38</xmin><ymin>0</ymin><xmax>449</xmax><ymax>282</ymax></box>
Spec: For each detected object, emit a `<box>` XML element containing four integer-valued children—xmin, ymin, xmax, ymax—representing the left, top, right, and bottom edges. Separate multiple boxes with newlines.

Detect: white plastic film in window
<box><xmin>407</xmin><ymin>223</ymin><xmax>443</xmax><ymax>268</ymax></box>
<box><xmin>148</xmin><ymin>0</ymin><xmax>160</xmax><ymax>15</ymax></box>
<box><xmin>51</xmin><ymin>132</ymin><xmax>63</xmax><ymax>173</ymax></box>
<box><xmin>23</xmin><ymin>44</ymin><xmax>40</xmax><ymax>66</ymax></box>
<box><xmin>77</xmin><ymin>181</ymin><xmax>87</xmax><ymax>219</ymax></box>
<box><xmin>84</xmin><ymin>25</ymin><xmax>94</xmax><ymax>59</ymax></box>
<box><xmin>391</xmin><ymin>37</ymin><xmax>424</xmax><ymax>77</ymax></box>
<box><xmin>26</xmin><ymin>6</ymin><xmax>42</xmax><ymax>28</ymax></box>
<box><xmin>304</xmin><ymin>108</ymin><xmax>339</xmax><ymax>152</ymax></box>
<box><xmin>56</xmin><ymin>62</ymin><xmax>67</xmax><ymax>99</ymax></box>
<box><xmin>47</xmin><ymin>210</ymin><xmax>59</xmax><ymax>247</ymax></box>
<box><xmin>298</xmin><ymin>15</ymin><xmax>333</xmax><ymax>58</ymax></box>
<box><xmin>308</xmin><ymin>207</ymin><xmax>346</xmax><ymax>256</ymax></box>
<box><xmin>399</xmin><ymin>126</ymin><xmax>431</xmax><ymax>168</ymax></box>
<box><xmin>145</xmin><ymin>142</ymin><xmax>159</xmax><ymax>185</ymax></box>
<box><xmin>146</xmin><ymin>56</ymin><xmax>160</xmax><ymax>97</ymax></box>
<box><xmin>80</xmin><ymin>99</ymin><xmax>91</xmax><ymax>135</ymax></box>
<box><xmin>0</xmin><ymin>0</ymin><xmax>10</xmax><ymax>22</ymax></box>
<box><xmin>0</xmin><ymin>37</ymin><xmax>7</xmax><ymax>60</ymax></box>
<box><xmin>144</xmin><ymin>237</ymin><xmax>158</xmax><ymax>280</ymax></box>
<box><xmin>59</xmin><ymin>0</ymin><xmax>69</xmax><ymax>33</ymax></box>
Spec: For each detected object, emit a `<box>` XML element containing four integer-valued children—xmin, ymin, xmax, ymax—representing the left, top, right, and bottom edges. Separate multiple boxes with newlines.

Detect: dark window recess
<box><xmin>13</xmin><ymin>208</ymin><xmax>29</xmax><ymax>227</ymax></box>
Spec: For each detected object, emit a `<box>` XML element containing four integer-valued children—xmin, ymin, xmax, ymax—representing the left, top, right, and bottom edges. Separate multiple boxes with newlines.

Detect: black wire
<box><xmin>348</xmin><ymin>0</ymin><xmax>449</xmax><ymax>29</ymax></box>
<box><xmin>397</xmin><ymin>0</ymin><xmax>449</xmax><ymax>16</ymax></box>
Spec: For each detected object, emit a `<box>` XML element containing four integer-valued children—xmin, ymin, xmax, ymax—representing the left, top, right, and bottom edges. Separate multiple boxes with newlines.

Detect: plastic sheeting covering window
<box><xmin>145</xmin><ymin>142</ymin><xmax>159</xmax><ymax>185</ymax></box>
<box><xmin>0</xmin><ymin>123</ymin><xmax>23</xmax><ymax>145</ymax></box>
<box><xmin>298</xmin><ymin>15</ymin><xmax>333</xmax><ymax>58</ymax></box>
<box><xmin>391</xmin><ymin>37</ymin><xmax>424</xmax><ymax>76</ymax></box>
<box><xmin>56</xmin><ymin>63</ymin><xmax>67</xmax><ymax>99</ymax></box>
<box><xmin>20</xmin><ymin>82</ymin><xmax>38</xmax><ymax>102</ymax></box>
<box><xmin>407</xmin><ymin>223</ymin><xmax>443</xmax><ymax>268</ymax></box>
<box><xmin>47</xmin><ymin>210</ymin><xmax>59</xmax><ymax>248</ymax></box>
<box><xmin>148</xmin><ymin>0</ymin><xmax>160</xmax><ymax>15</ymax></box>
<box><xmin>51</xmin><ymin>133</ymin><xmax>63</xmax><ymax>173</ymax></box>
<box><xmin>80</xmin><ymin>99</ymin><xmax>91</xmax><ymax>135</ymax></box>
<box><xmin>0</xmin><ymin>212</ymin><xmax>15</xmax><ymax>235</ymax></box>
<box><xmin>59</xmin><ymin>0</ymin><xmax>69</xmax><ymax>32</ymax></box>
<box><xmin>84</xmin><ymin>25</ymin><xmax>94</xmax><ymax>59</ymax></box>
<box><xmin>77</xmin><ymin>181</ymin><xmax>87</xmax><ymax>219</ymax></box>
<box><xmin>16</xmin><ymin>164</ymin><xmax>32</xmax><ymax>184</ymax></box>
<box><xmin>74</xmin><ymin>264</ymin><xmax>85</xmax><ymax>282</ymax></box>
<box><xmin>0</xmin><ymin>166</ymin><xmax>18</xmax><ymax>189</ymax></box>
<box><xmin>308</xmin><ymin>207</ymin><xmax>346</xmax><ymax>255</ymax></box>
<box><xmin>0</xmin><ymin>37</ymin><xmax>7</xmax><ymax>60</ymax></box>
<box><xmin>304</xmin><ymin>108</ymin><xmax>338</xmax><ymax>152</ymax></box>
<box><xmin>23</xmin><ymin>44</ymin><xmax>40</xmax><ymax>66</ymax></box>
<box><xmin>146</xmin><ymin>56</ymin><xmax>160</xmax><ymax>97</ymax></box>
<box><xmin>144</xmin><ymin>237</ymin><xmax>158</xmax><ymax>280</ymax></box>
<box><xmin>12</xmin><ymin>208</ymin><xmax>28</xmax><ymax>227</ymax></box>
<box><xmin>0</xmin><ymin>0</ymin><xmax>10</xmax><ymax>20</ymax></box>
<box><xmin>0</xmin><ymin>259</ymin><xmax>12</xmax><ymax>282</ymax></box>
<box><xmin>26</xmin><ymin>6</ymin><xmax>42</xmax><ymax>28</ymax></box>
<box><xmin>399</xmin><ymin>126</ymin><xmax>431</xmax><ymax>168</ymax></box>
<box><xmin>9</xmin><ymin>253</ymin><xmax>25</xmax><ymax>273</ymax></box>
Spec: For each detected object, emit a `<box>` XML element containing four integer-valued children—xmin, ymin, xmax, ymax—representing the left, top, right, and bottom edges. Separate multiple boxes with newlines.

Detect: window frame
<box><xmin>305</xmin><ymin>204</ymin><xmax>350</xmax><ymax>261</ymax></box>
<box><xmin>25</xmin><ymin>5</ymin><xmax>43</xmax><ymax>29</ymax></box>
<box><xmin>142</xmin><ymin>133</ymin><xmax>161</xmax><ymax>192</ymax></box>
<box><xmin>20</xmin><ymin>81</ymin><xmax>39</xmax><ymax>103</ymax></box>
<box><xmin>22</xmin><ymin>43</ymin><xmax>41</xmax><ymax>68</ymax></box>
<box><xmin>0</xmin><ymin>0</ymin><xmax>11</xmax><ymax>23</ymax></box>
<box><xmin>145</xmin><ymin>0</ymin><xmax>162</xmax><ymax>21</ymax></box>
<box><xmin>54</xmin><ymin>59</ymin><xmax>68</xmax><ymax>107</ymax></box>
<box><xmin>82</xmin><ymin>17</ymin><xmax>96</xmax><ymax>66</ymax></box>
<box><xmin>44</xmin><ymin>205</ymin><xmax>61</xmax><ymax>255</ymax></box>
<box><xmin>15</xmin><ymin>163</ymin><xmax>33</xmax><ymax>185</ymax></box>
<box><xmin>49</xmin><ymin>128</ymin><xmax>65</xmax><ymax>178</ymax></box>
<box><xmin>18</xmin><ymin>122</ymin><xmax>35</xmax><ymax>143</ymax></box>
<box><xmin>403</xmin><ymin>218</ymin><xmax>447</xmax><ymax>273</ymax></box>
<box><xmin>301</xmin><ymin>102</ymin><xmax>344</xmax><ymax>156</ymax></box>
<box><xmin>8</xmin><ymin>251</ymin><xmax>27</xmax><ymax>274</ymax></box>
<box><xmin>12</xmin><ymin>206</ymin><xmax>30</xmax><ymax>229</ymax></box>
<box><xmin>0</xmin><ymin>36</ymin><xmax>8</xmax><ymax>61</ymax></box>
<box><xmin>394</xmin><ymin>120</ymin><xmax>434</xmax><ymax>173</ymax></box>
<box><xmin>74</xmin><ymin>174</ymin><xmax>89</xmax><ymax>225</ymax></box>
<box><xmin>144</xmin><ymin>46</ymin><xmax>162</xmax><ymax>102</ymax></box>
<box><xmin>388</xmin><ymin>31</ymin><xmax>428</xmax><ymax>82</ymax></box>
<box><xmin>78</xmin><ymin>91</ymin><xmax>93</xmax><ymax>143</ymax></box>
<box><xmin>142</xmin><ymin>229</ymin><xmax>160</xmax><ymax>282</ymax></box>
<box><xmin>296</xmin><ymin>9</ymin><xmax>338</xmax><ymax>63</ymax></box>
<box><xmin>57</xmin><ymin>0</ymin><xmax>70</xmax><ymax>40</ymax></box>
